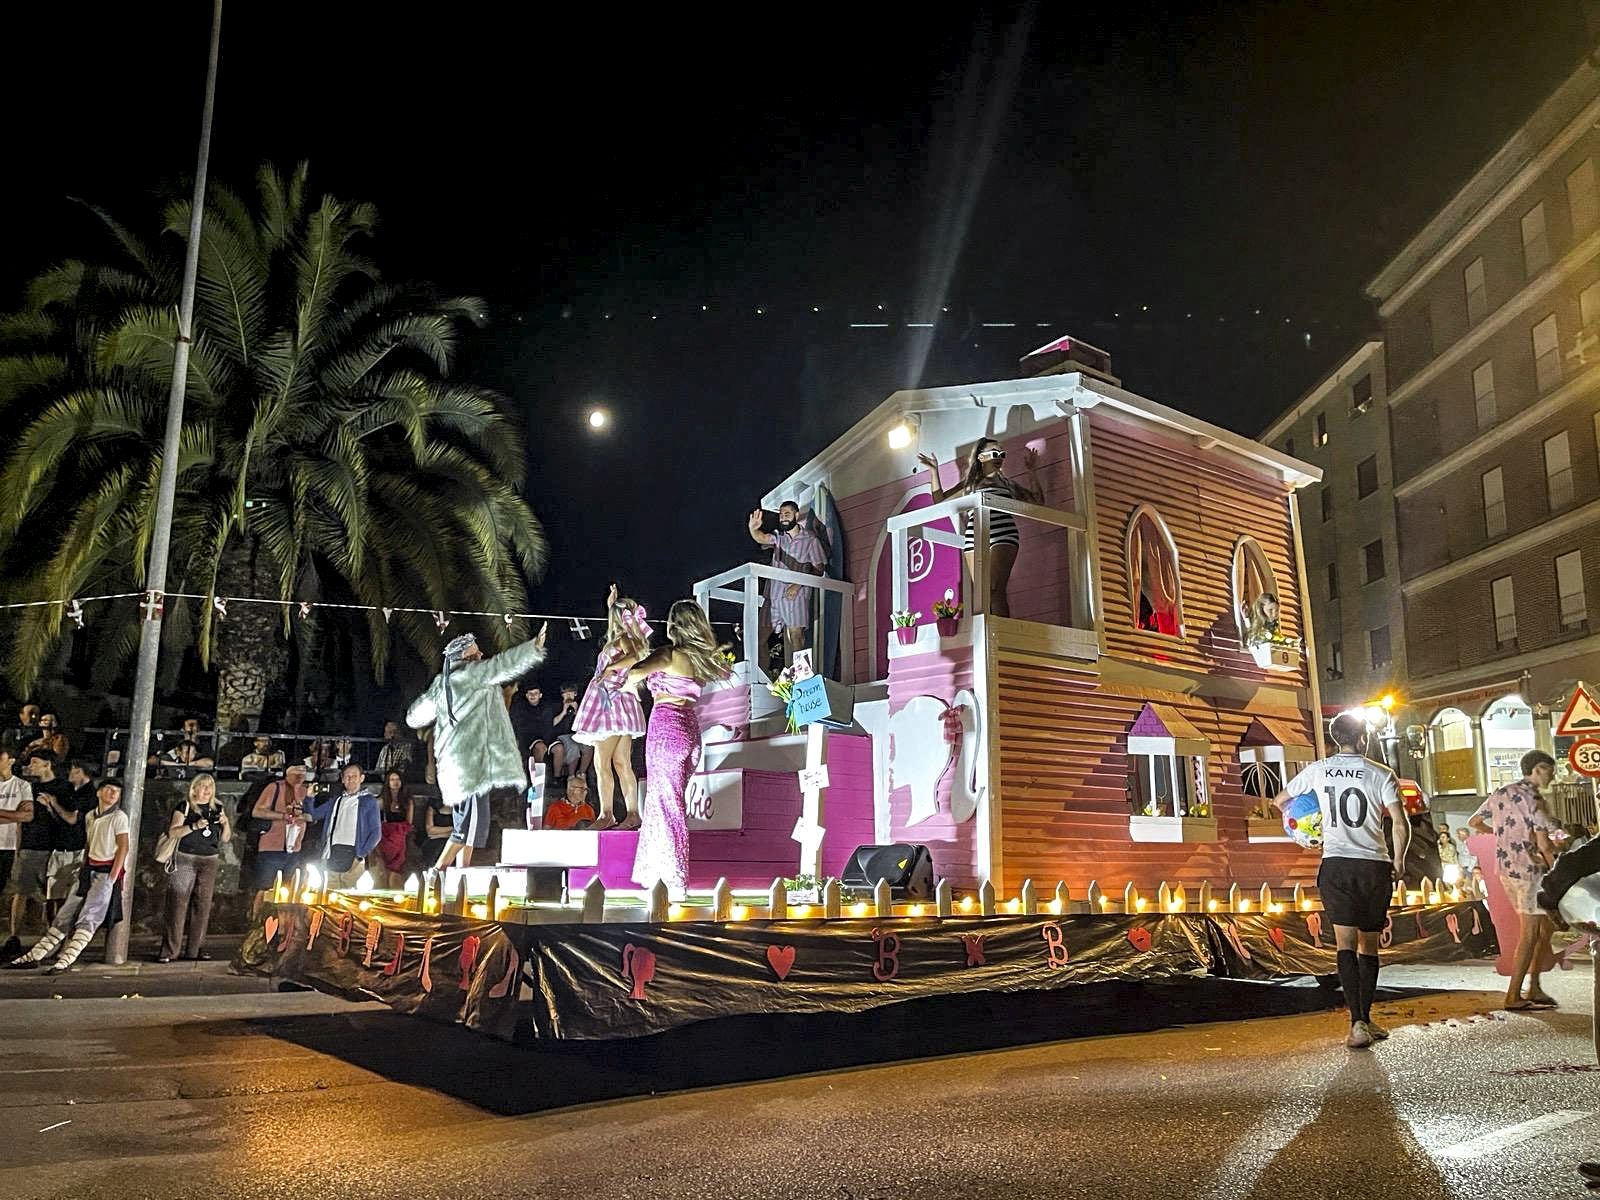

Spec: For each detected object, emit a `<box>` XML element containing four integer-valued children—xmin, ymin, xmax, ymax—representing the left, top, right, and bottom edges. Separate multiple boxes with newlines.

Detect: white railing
<box><xmin>694</xmin><ymin>562</ymin><xmax>857</xmax><ymax>684</ymax></box>
<box><xmin>884</xmin><ymin>491</ymin><xmax>1095</xmax><ymax>627</ymax></box>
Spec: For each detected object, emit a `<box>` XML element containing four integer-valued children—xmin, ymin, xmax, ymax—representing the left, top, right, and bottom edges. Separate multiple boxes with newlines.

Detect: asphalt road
<box><xmin>1</xmin><ymin>961</ymin><xmax>1597</xmax><ymax>1199</ymax></box>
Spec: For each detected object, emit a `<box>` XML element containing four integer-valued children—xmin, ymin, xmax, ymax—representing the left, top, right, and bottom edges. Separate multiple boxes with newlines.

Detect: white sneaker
<box><xmin>1346</xmin><ymin>1021</ymin><xmax>1374</xmax><ymax>1049</ymax></box>
<box><xmin>1366</xmin><ymin>1018</ymin><xmax>1390</xmax><ymax>1040</ymax></box>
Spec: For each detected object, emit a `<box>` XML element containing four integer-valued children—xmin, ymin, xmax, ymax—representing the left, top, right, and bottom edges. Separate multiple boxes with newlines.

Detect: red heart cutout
<box><xmin>1268</xmin><ymin>927</ymin><xmax>1286</xmax><ymax>951</ymax></box>
<box><xmin>263</xmin><ymin>915</ymin><xmax>280</xmax><ymax>945</ymax></box>
<box><xmin>766</xmin><ymin>944</ymin><xmax>797</xmax><ymax>980</ymax></box>
<box><xmin>1126</xmin><ymin>927</ymin><xmax>1152</xmax><ymax>952</ymax></box>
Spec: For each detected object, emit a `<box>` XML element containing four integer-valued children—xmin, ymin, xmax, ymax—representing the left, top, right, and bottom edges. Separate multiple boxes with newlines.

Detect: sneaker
<box><xmin>1579</xmin><ymin>1163</ymin><xmax>1600</xmax><ymax>1183</ymax></box>
<box><xmin>1366</xmin><ymin>1018</ymin><xmax>1391</xmax><ymax>1040</ymax></box>
<box><xmin>0</xmin><ymin>935</ymin><xmax>20</xmax><ymax>963</ymax></box>
<box><xmin>1346</xmin><ymin>1021</ymin><xmax>1374</xmax><ymax>1049</ymax></box>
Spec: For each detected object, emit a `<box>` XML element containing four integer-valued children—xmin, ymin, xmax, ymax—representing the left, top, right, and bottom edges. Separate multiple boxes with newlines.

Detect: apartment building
<box><xmin>1364</xmin><ymin>59</ymin><xmax>1600</xmax><ymax>809</ymax></box>
<box><xmin>1261</xmin><ymin>340</ymin><xmax>1400</xmax><ymax>714</ymax></box>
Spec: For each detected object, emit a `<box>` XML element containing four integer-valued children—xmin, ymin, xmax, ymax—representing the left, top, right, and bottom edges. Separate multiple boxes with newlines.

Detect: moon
<box><xmin>588</xmin><ymin>409</ymin><xmax>608</xmax><ymax>430</ymax></box>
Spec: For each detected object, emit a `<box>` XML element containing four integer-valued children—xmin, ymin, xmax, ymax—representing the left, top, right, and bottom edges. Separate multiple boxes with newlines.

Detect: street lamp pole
<box><xmin>105</xmin><ymin>0</ymin><xmax>224</xmax><ymax>965</ymax></box>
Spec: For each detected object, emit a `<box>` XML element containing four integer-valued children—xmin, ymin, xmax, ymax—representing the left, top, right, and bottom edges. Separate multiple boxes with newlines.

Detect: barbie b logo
<box><xmin>907</xmin><ymin>537</ymin><xmax>932</xmax><ymax>583</ymax></box>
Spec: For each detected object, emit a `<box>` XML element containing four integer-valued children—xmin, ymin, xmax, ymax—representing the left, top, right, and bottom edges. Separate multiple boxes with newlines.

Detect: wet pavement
<box><xmin>0</xmin><ymin>959</ymin><xmax>1596</xmax><ymax>1199</ymax></box>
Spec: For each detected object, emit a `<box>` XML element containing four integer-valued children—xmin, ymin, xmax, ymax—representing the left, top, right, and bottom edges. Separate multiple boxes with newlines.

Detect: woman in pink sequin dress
<box><xmin>625</xmin><ymin>600</ymin><xmax>731</xmax><ymax>900</ymax></box>
<box><xmin>572</xmin><ymin>585</ymin><xmax>650</xmax><ymax>829</ymax></box>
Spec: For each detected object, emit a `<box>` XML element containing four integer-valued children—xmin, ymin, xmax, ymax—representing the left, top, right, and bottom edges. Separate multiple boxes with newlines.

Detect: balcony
<box><xmin>884</xmin><ymin>490</ymin><xmax>1098</xmax><ymax>662</ymax></box>
<box><xmin>694</xmin><ymin>562</ymin><xmax>858</xmax><ymax>693</ymax></box>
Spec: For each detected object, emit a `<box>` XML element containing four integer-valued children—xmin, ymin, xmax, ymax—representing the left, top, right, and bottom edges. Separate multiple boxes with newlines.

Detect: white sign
<box><xmin>791</xmin><ymin>648</ymin><xmax>815</xmax><ymax>680</ymax></box>
<box><xmin>1557</xmin><ymin>683</ymin><xmax>1600</xmax><ymax>738</ymax></box>
<box><xmin>1571</xmin><ymin>739</ymin><xmax>1600</xmax><ymax>779</ymax></box>
<box><xmin>799</xmin><ymin>764</ymin><xmax>831</xmax><ymax>793</ymax></box>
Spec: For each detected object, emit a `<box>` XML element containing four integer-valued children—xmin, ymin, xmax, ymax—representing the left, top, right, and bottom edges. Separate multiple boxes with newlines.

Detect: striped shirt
<box><xmin>962</xmin><ymin>475</ymin><xmax>1022</xmax><ymax>550</ymax></box>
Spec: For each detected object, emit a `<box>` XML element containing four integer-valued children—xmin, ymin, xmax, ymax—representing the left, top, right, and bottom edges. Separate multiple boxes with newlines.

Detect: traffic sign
<box><xmin>1556</xmin><ymin>682</ymin><xmax>1600</xmax><ymax>738</ymax></box>
<box><xmin>1572</xmin><ymin>738</ymin><xmax>1600</xmax><ymax>779</ymax></box>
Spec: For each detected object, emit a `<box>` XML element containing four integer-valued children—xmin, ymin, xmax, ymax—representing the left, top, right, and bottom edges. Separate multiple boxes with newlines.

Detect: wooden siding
<box><xmin>1088</xmin><ymin>409</ymin><xmax>1308</xmax><ymax>688</ymax></box>
<box><xmin>993</xmin><ymin>648</ymin><xmax>1319</xmax><ymax>894</ymax></box>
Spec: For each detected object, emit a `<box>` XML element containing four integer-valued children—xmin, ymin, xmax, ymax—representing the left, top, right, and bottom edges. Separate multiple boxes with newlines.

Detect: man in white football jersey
<box><xmin>1275</xmin><ymin>712</ymin><xmax>1408</xmax><ymax>1049</ymax></box>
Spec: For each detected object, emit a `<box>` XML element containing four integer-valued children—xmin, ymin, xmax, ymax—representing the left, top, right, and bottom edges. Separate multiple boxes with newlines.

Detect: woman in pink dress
<box><xmin>572</xmin><ymin>584</ymin><xmax>650</xmax><ymax>829</ymax></box>
<box><xmin>625</xmin><ymin>600</ymin><xmax>730</xmax><ymax>899</ymax></box>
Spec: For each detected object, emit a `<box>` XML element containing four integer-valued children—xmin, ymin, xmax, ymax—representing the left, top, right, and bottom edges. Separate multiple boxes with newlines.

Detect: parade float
<box><xmin>240</xmin><ymin>341</ymin><xmax>1494</xmax><ymax>1039</ymax></box>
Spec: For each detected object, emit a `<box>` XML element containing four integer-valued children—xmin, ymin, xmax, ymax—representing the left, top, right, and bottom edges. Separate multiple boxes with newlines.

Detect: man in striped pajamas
<box><xmin>747</xmin><ymin>500</ymin><xmax>826</xmax><ymax>669</ymax></box>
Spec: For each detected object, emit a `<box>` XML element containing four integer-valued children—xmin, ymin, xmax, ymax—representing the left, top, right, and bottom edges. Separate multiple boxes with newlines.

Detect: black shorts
<box><xmin>1318</xmin><ymin>856</ymin><xmax>1393</xmax><ymax>932</ymax></box>
<box><xmin>0</xmin><ymin>849</ymin><xmax>12</xmax><ymax>893</ymax></box>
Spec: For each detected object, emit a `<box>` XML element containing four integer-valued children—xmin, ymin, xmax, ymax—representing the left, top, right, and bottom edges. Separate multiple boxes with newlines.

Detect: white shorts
<box><xmin>1502</xmin><ymin>874</ymin><xmax>1545</xmax><ymax>915</ymax></box>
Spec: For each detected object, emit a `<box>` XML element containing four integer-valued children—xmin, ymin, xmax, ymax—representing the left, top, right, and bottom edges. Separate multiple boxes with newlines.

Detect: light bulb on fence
<box><xmin>355</xmin><ymin>870</ymin><xmax>374</xmax><ymax>892</ymax></box>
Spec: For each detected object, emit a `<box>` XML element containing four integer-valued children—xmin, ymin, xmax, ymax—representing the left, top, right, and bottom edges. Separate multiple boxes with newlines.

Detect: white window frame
<box><xmin>1522</xmin><ymin>202</ymin><xmax>1550</xmax><ymax>277</ymax></box>
<box><xmin>1473</xmin><ymin>359</ymin><xmax>1497</xmax><ymax>429</ymax></box>
<box><xmin>1534</xmin><ymin>313</ymin><xmax>1561</xmax><ymax>392</ymax></box>
<box><xmin>1125</xmin><ymin>504</ymin><xmax>1186</xmax><ymax>638</ymax></box>
<box><xmin>1557</xmin><ymin>550</ymin><xmax>1587</xmax><ymax>631</ymax></box>
<box><xmin>1240</xmin><ymin>742</ymin><xmax>1314</xmax><ymax>833</ymax></box>
<box><xmin>1582</xmin><ymin>280</ymin><xmax>1600</xmax><ymax>332</ymax></box>
<box><xmin>1570</xmin><ymin>158</ymin><xmax>1599</xmax><ymax>237</ymax></box>
<box><xmin>1481</xmin><ymin>466</ymin><xmax>1506</xmax><ymax>539</ymax></box>
<box><xmin>1491</xmin><ymin>575</ymin><xmax>1517</xmax><ymax>646</ymax></box>
<box><xmin>1128</xmin><ymin>727</ymin><xmax>1215</xmax><ymax>842</ymax></box>
<box><xmin>1464</xmin><ymin>256</ymin><xmax>1488</xmax><ymax>324</ymax></box>
<box><xmin>1545</xmin><ymin>430</ymin><xmax>1573</xmax><ymax>511</ymax></box>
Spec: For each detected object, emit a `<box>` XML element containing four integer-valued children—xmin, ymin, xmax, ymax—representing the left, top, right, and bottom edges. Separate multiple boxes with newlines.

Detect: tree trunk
<box><xmin>213</xmin><ymin>536</ymin><xmax>289</xmax><ymax>730</ymax></box>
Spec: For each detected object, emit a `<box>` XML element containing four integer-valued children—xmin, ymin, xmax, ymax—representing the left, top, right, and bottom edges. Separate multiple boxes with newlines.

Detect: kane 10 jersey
<box><xmin>1284</xmin><ymin>753</ymin><xmax>1401</xmax><ymax>862</ymax></box>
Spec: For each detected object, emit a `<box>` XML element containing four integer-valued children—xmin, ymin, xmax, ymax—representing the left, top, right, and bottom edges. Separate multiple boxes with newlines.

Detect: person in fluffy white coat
<box><xmin>407</xmin><ymin>623</ymin><xmax>547</xmax><ymax>870</ymax></box>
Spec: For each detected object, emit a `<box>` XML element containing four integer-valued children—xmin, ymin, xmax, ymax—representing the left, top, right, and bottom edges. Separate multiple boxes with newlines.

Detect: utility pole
<box><xmin>106</xmin><ymin>0</ymin><xmax>224</xmax><ymax>964</ymax></box>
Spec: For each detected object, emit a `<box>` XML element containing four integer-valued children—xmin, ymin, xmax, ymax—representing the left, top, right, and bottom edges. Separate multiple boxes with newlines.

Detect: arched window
<box><xmin>1481</xmin><ymin>694</ymin><xmax>1534</xmax><ymax>792</ymax></box>
<box><xmin>1232</xmin><ymin>537</ymin><xmax>1280</xmax><ymax>646</ymax></box>
<box><xmin>1126</xmin><ymin>505</ymin><xmax>1184</xmax><ymax>636</ymax></box>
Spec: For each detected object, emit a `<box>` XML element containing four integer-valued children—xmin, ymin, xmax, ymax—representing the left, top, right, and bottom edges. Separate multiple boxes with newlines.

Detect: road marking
<box><xmin>0</xmin><ymin>1054</ymin><xmax>324</xmax><ymax>1076</ymax></box>
<box><xmin>1436</xmin><ymin>1110</ymin><xmax>1593</xmax><ymax>1160</ymax></box>
<box><xmin>37</xmin><ymin>1121</ymin><xmax>71</xmax><ymax>1134</ymax></box>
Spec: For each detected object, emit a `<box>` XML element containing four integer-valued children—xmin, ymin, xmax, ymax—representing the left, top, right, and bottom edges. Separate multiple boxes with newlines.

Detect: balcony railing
<box><xmin>693</xmin><ymin>562</ymin><xmax>857</xmax><ymax>684</ymax></box>
<box><xmin>884</xmin><ymin>491</ymin><xmax>1095</xmax><ymax>631</ymax></box>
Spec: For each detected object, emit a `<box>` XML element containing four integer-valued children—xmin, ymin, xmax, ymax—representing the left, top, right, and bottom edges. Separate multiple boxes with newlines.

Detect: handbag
<box><xmin>154</xmin><ymin>809</ymin><xmax>182</xmax><ymax>871</ymax></box>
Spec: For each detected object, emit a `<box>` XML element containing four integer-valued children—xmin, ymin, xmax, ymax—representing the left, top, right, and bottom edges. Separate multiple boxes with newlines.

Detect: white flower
<box><xmin>944</xmin><ymin>588</ymin><xmax>954</xmax><ymax>601</ymax></box>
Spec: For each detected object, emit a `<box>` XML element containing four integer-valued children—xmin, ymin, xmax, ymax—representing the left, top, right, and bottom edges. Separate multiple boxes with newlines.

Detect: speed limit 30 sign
<box><xmin>1572</xmin><ymin>738</ymin><xmax>1600</xmax><ymax>778</ymax></box>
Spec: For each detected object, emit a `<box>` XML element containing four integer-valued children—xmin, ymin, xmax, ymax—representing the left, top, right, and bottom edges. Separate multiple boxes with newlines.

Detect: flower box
<box><xmin>1246</xmin><ymin>640</ymin><xmax>1301</xmax><ymax>674</ymax></box>
<box><xmin>1128</xmin><ymin>815</ymin><xmax>1219</xmax><ymax>844</ymax></box>
<box><xmin>1247</xmin><ymin>816</ymin><xmax>1293</xmax><ymax>843</ymax></box>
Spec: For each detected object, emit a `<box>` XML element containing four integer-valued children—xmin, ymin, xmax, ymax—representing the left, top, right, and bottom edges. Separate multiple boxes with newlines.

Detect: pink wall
<box><xmin>886</xmin><ymin>643</ymin><xmax>983</xmax><ymax>888</ymax></box>
<box><xmin>835</xmin><ymin>421</ymin><xmax>1077</xmax><ymax>678</ymax></box>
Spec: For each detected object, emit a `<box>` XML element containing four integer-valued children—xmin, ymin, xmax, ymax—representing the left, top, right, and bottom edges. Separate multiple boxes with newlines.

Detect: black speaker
<box><xmin>840</xmin><ymin>843</ymin><xmax>935</xmax><ymax>900</ymax></box>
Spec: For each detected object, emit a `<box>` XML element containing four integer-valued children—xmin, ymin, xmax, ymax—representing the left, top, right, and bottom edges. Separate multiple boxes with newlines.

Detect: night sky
<box><xmin>4</xmin><ymin>1</ymin><xmax>1594</xmax><ymax>698</ymax></box>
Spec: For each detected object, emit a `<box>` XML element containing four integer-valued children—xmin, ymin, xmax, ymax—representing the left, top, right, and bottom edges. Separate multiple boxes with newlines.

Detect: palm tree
<box><xmin>0</xmin><ymin>162</ymin><xmax>545</xmax><ymax>726</ymax></box>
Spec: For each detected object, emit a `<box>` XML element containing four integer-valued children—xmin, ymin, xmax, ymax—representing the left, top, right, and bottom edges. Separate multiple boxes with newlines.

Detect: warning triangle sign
<box><xmin>1556</xmin><ymin>682</ymin><xmax>1600</xmax><ymax>737</ymax></box>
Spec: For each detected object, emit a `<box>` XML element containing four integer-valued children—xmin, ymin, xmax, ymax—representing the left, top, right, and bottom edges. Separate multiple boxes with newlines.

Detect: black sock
<box><xmin>1336</xmin><ymin>949</ymin><xmax>1362</xmax><ymax>1024</ymax></box>
<box><xmin>1358</xmin><ymin>954</ymin><xmax>1380</xmax><ymax>1023</ymax></box>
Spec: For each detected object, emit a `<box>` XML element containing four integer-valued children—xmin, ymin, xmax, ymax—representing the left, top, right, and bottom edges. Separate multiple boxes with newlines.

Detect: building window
<box><xmin>1363</xmin><ymin>539</ymin><xmax>1385</xmax><ymax>583</ymax></box>
<box><xmin>1545</xmin><ymin>430</ymin><xmax>1573</xmax><ymax>510</ymax></box>
<box><xmin>1127</xmin><ymin>506</ymin><xmax>1184</xmax><ymax>636</ymax></box>
<box><xmin>1464</xmin><ymin>257</ymin><xmax>1488</xmax><ymax>324</ymax></box>
<box><xmin>1369</xmin><ymin>625</ymin><xmax>1392</xmax><ymax>670</ymax></box>
<box><xmin>1356</xmin><ymin>455</ymin><xmax>1379</xmax><ymax>498</ymax></box>
<box><xmin>1327</xmin><ymin>561</ymin><xmax>1340</xmax><ymax>600</ymax></box>
<box><xmin>1231</xmin><ymin>537</ymin><xmax>1279</xmax><ymax>646</ymax></box>
<box><xmin>1284</xmin><ymin>436</ymin><xmax>1295</xmax><ymax>457</ymax></box>
<box><xmin>1491</xmin><ymin>575</ymin><xmax>1517</xmax><ymax>646</ymax></box>
<box><xmin>1350</xmin><ymin>374</ymin><xmax>1373</xmax><ymax>415</ymax></box>
<box><xmin>1473</xmin><ymin>359</ymin><xmax>1497</xmax><ymax>429</ymax></box>
<box><xmin>1238</xmin><ymin>721</ymin><xmax>1314</xmax><ymax>818</ymax></box>
<box><xmin>1328</xmin><ymin>640</ymin><xmax>1344</xmax><ymax>679</ymax></box>
<box><xmin>1314</xmin><ymin>412</ymin><xmax>1329</xmax><ymax>448</ymax></box>
<box><xmin>1321</xmin><ymin>486</ymin><xmax>1334</xmax><ymax>522</ymax></box>
<box><xmin>1582</xmin><ymin>280</ymin><xmax>1600</xmax><ymax>332</ymax></box>
<box><xmin>1429</xmin><ymin>708</ymin><xmax>1477</xmax><ymax>794</ymax></box>
<box><xmin>1533</xmin><ymin>313</ymin><xmax>1562</xmax><ymax>392</ymax></box>
<box><xmin>1481</xmin><ymin>466</ymin><xmax>1505</xmax><ymax>539</ymax></box>
<box><xmin>1557</xmin><ymin>550</ymin><xmax>1588</xmax><ymax>631</ymax></box>
<box><xmin>1570</xmin><ymin>158</ymin><xmax>1599</xmax><ymax>236</ymax></box>
<box><xmin>1521</xmin><ymin>202</ymin><xmax>1550</xmax><ymax>277</ymax></box>
<box><xmin>1125</xmin><ymin>704</ymin><xmax>1211</xmax><ymax>832</ymax></box>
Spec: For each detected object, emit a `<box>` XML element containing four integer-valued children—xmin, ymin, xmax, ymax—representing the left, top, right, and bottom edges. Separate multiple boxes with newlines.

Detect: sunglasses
<box><xmin>979</xmin><ymin>449</ymin><xmax>1006</xmax><ymax>461</ymax></box>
